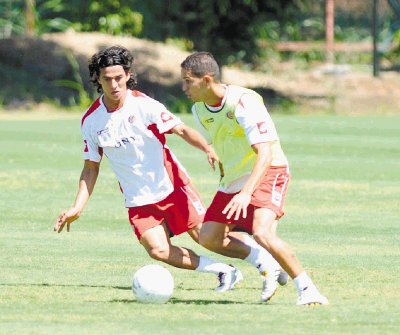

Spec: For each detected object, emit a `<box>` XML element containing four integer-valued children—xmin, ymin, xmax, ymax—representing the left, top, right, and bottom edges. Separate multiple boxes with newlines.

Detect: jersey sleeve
<box><xmin>81</xmin><ymin>120</ymin><xmax>102</xmax><ymax>162</ymax></box>
<box><xmin>146</xmin><ymin>99</ymin><xmax>183</xmax><ymax>134</ymax></box>
<box><xmin>191</xmin><ymin>105</ymin><xmax>213</xmax><ymax>144</ymax></box>
<box><xmin>235</xmin><ymin>93</ymin><xmax>279</xmax><ymax>145</ymax></box>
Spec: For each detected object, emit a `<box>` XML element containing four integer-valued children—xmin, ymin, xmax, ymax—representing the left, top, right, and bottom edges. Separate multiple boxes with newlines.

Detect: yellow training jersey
<box><xmin>192</xmin><ymin>85</ymin><xmax>288</xmax><ymax>190</ymax></box>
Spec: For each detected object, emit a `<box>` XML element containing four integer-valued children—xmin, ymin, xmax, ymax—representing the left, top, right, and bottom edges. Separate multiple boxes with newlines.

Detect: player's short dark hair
<box><xmin>88</xmin><ymin>45</ymin><xmax>137</xmax><ymax>93</ymax></box>
<box><xmin>180</xmin><ymin>52</ymin><xmax>221</xmax><ymax>81</ymax></box>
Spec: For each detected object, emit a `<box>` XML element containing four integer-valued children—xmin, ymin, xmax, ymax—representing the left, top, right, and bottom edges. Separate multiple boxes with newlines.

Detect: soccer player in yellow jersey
<box><xmin>181</xmin><ymin>52</ymin><xmax>328</xmax><ymax>305</ymax></box>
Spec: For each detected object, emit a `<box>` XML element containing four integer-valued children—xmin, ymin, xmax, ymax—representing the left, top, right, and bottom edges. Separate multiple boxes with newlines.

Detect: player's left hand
<box><xmin>222</xmin><ymin>192</ymin><xmax>251</xmax><ymax>220</ymax></box>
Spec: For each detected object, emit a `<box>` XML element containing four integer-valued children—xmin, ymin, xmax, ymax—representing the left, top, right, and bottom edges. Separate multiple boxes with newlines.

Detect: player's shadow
<box><xmin>109</xmin><ymin>298</ymin><xmax>251</xmax><ymax>305</ymax></box>
<box><xmin>169</xmin><ymin>298</ymin><xmax>248</xmax><ymax>305</ymax></box>
<box><xmin>2</xmin><ymin>283</ymin><xmax>258</xmax><ymax>305</ymax></box>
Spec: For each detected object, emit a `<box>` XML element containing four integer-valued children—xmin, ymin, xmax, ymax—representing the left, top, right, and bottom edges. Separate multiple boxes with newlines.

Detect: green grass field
<box><xmin>0</xmin><ymin>113</ymin><xmax>399</xmax><ymax>335</ymax></box>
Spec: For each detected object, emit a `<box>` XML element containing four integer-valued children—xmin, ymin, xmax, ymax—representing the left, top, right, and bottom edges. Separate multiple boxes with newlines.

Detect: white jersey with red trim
<box><xmin>81</xmin><ymin>89</ymin><xmax>190</xmax><ymax>207</ymax></box>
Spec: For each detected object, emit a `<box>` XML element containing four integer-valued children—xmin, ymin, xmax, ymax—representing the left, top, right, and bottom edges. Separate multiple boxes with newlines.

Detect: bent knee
<box><xmin>199</xmin><ymin>232</ymin><xmax>214</xmax><ymax>249</ymax></box>
<box><xmin>253</xmin><ymin>230</ymin><xmax>276</xmax><ymax>248</ymax></box>
<box><xmin>147</xmin><ymin>247</ymin><xmax>170</xmax><ymax>261</ymax></box>
<box><xmin>199</xmin><ymin>223</ymin><xmax>225</xmax><ymax>249</ymax></box>
<box><xmin>199</xmin><ymin>232</ymin><xmax>221</xmax><ymax>251</ymax></box>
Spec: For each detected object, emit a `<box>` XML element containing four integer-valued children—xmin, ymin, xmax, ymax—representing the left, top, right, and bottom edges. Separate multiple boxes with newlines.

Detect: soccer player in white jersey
<box><xmin>53</xmin><ymin>45</ymin><xmax>278</xmax><ymax>293</ymax></box>
<box><xmin>180</xmin><ymin>51</ymin><xmax>328</xmax><ymax>305</ymax></box>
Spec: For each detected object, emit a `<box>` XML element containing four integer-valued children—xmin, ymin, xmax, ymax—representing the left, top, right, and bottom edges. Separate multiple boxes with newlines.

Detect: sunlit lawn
<box><xmin>0</xmin><ymin>113</ymin><xmax>399</xmax><ymax>335</ymax></box>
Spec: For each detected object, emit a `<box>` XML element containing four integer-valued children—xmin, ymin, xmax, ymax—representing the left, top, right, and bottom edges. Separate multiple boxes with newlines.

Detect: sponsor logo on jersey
<box><xmin>161</xmin><ymin>111</ymin><xmax>174</xmax><ymax>123</ymax></box>
<box><xmin>97</xmin><ymin>127</ymin><xmax>110</xmax><ymax>135</ymax></box>
<box><xmin>204</xmin><ymin>118</ymin><xmax>214</xmax><ymax>123</ymax></box>
<box><xmin>128</xmin><ymin>115</ymin><xmax>136</xmax><ymax>123</ymax></box>
<box><xmin>97</xmin><ymin>127</ymin><xmax>137</xmax><ymax>148</ymax></box>
<box><xmin>256</xmin><ymin>121</ymin><xmax>268</xmax><ymax>134</ymax></box>
<box><xmin>115</xmin><ymin>137</ymin><xmax>136</xmax><ymax>147</ymax></box>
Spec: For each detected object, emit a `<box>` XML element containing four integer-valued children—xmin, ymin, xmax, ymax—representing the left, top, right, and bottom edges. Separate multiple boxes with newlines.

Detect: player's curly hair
<box><xmin>88</xmin><ymin>45</ymin><xmax>138</xmax><ymax>93</ymax></box>
<box><xmin>180</xmin><ymin>51</ymin><xmax>221</xmax><ymax>81</ymax></box>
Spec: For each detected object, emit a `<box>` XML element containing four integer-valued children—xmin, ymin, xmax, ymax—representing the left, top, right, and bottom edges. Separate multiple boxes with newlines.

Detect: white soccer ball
<box><xmin>132</xmin><ymin>264</ymin><xmax>174</xmax><ymax>304</ymax></box>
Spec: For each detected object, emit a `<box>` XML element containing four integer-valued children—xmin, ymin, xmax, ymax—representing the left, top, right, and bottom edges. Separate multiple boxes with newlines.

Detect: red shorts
<box><xmin>204</xmin><ymin>166</ymin><xmax>290</xmax><ymax>234</ymax></box>
<box><xmin>128</xmin><ymin>183</ymin><xmax>206</xmax><ymax>240</ymax></box>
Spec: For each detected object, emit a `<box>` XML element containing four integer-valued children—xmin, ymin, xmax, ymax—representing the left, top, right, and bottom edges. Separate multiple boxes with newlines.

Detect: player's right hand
<box><xmin>222</xmin><ymin>191</ymin><xmax>251</xmax><ymax>221</ymax></box>
<box><xmin>54</xmin><ymin>207</ymin><xmax>80</xmax><ymax>233</ymax></box>
<box><xmin>205</xmin><ymin>146</ymin><xmax>219</xmax><ymax>171</ymax></box>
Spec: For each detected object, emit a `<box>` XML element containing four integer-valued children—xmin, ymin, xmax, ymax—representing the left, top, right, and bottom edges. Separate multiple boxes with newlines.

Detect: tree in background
<box><xmin>5</xmin><ymin>0</ymin><xmax>397</xmax><ymax>67</ymax></box>
<box><xmin>38</xmin><ymin>0</ymin><xmax>143</xmax><ymax>36</ymax></box>
<box><xmin>25</xmin><ymin>0</ymin><xmax>35</xmax><ymax>36</ymax></box>
<box><xmin>135</xmin><ymin>0</ymin><xmax>306</xmax><ymax>66</ymax></box>
<box><xmin>0</xmin><ymin>0</ymin><xmax>143</xmax><ymax>36</ymax></box>
<box><xmin>11</xmin><ymin>0</ymin><xmax>307</xmax><ymax>66</ymax></box>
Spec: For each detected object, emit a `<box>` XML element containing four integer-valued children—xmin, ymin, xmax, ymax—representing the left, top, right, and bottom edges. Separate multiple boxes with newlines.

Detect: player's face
<box><xmin>98</xmin><ymin>65</ymin><xmax>131</xmax><ymax>105</ymax></box>
<box><xmin>181</xmin><ymin>69</ymin><xmax>207</xmax><ymax>102</ymax></box>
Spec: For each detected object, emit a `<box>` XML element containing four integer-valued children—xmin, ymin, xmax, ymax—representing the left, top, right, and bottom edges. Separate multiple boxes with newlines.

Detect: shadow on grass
<box><xmin>1</xmin><ymin>283</ymin><xmax>262</xmax><ymax>291</ymax></box>
<box><xmin>110</xmin><ymin>298</ymin><xmax>250</xmax><ymax>305</ymax></box>
<box><xmin>0</xmin><ymin>282</ymin><xmax>131</xmax><ymax>290</ymax></box>
<box><xmin>2</xmin><ymin>283</ymin><xmax>261</xmax><ymax>305</ymax></box>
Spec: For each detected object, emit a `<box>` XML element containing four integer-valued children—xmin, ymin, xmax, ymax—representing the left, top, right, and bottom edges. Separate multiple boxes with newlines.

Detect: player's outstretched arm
<box><xmin>172</xmin><ymin>123</ymin><xmax>220</xmax><ymax>171</ymax></box>
<box><xmin>54</xmin><ymin>160</ymin><xmax>100</xmax><ymax>233</ymax></box>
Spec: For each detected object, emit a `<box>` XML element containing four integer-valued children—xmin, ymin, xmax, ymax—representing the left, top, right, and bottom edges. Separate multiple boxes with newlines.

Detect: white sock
<box><xmin>243</xmin><ymin>234</ymin><xmax>280</xmax><ymax>274</ymax></box>
<box><xmin>196</xmin><ymin>256</ymin><xmax>233</xmax><ymax>275</ymax></box>
<box><xmin>294</xmin><ymin>271</ymin><xmax>314</xmax><ymax>294</ymax></box>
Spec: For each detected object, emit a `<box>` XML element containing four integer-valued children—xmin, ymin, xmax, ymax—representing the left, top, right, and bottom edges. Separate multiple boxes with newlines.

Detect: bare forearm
<box><xmin>241</xmin><ymin>143</ymin><xmax>272</xmax><ymax>195</ymax></box>
<box><xmin>54</xmin><ymin>161</ymin><xmax>99</xmax><ymax>233</ymax></box>
<box><xmin>72</xmin><ymin>181</ymin><xmax>91</xmax><ymax>213</ymax></box>
<box><xmin>173</xmin><ymin>124</ymin><xmax>219</xmax><ymax>170</ymax></box>
<box><xmin>72</xmin><ymin>163</ymin><xmax>99</xmax><ymax>214</ymax></box>
<box><xmin>173</xmin><ymin>124</ymin><xmax>210</xmax><ymax>153</ymax></box>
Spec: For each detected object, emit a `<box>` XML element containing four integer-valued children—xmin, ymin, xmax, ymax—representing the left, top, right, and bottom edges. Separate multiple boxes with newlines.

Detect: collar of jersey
<box><xmin>101</xmin><ymin>94</ymin><xmax>125</xmax><ymax>113</ymax></box>
<box><xmin>204</xmin><ymin>85</ymin><xmax>228</xmax><ymax>113</ymax></box>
